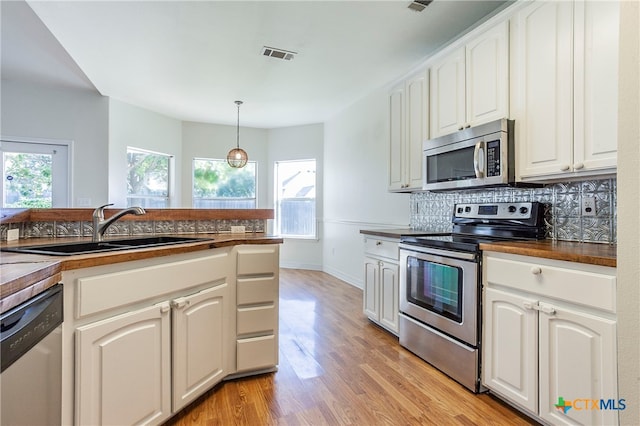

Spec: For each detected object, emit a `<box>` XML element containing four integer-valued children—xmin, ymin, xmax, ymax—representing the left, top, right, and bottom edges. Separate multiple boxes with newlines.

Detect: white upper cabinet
<box><xmin>388</xmin><ymin>68</ymin><xmax>428</xmax><ymax>192</ymax></box>
<box><xmin>430</xmin><ymin>21</ymin><xmax>509</xmax><ymax>138</ymax></box>
<box><xmin>512</xmin><ymin>0</ymin><xmax>619</xmax><ymax>181</ymax></box>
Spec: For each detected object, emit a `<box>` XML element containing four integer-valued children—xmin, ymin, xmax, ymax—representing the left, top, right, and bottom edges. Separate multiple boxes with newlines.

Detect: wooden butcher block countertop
<box><xmin>480</xmin><ymin>240</ymin><xmax>616</xmax><ymax>268</ymax></box>
<box><xmin>0</xmin><ymin>233</ymin><xmax>283</xmax><ymax>313</ymax></box>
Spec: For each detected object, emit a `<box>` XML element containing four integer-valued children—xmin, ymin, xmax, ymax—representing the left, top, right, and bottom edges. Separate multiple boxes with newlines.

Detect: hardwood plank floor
<box><xmin>165</xmin><ymin>268</ymin><xmax>538</xmax><ymax>425</ymax></box>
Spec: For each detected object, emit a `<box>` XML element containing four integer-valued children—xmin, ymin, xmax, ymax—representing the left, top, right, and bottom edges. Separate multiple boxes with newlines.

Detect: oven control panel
<box><xmin>454</xmin><ymin>202</ymin><xmax>534</xmax><ymax>219</ymax></box>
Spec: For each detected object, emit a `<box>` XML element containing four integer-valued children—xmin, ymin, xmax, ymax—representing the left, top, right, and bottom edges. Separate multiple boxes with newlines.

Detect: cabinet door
<box><xmin>172</xmin><ymin>284</ymin><xmax>228</xmax><ymax>412</ymax></box>
<box><xmin>363</xmin><ymin>257</ymin><xmax>380</xmax><ymax>321</ymax></box>
<box><xmin>539</xmin><ymin>303</ymin><xmax>618</xmax><ymax>426</ymax></box>
<box><xmin>466</xmin><ymin>21</ymin><xmax>509</xmax><ymax>127</ymax></box>
<box><xmin>573</xmin><ymin>0</ymin><xmax>619</xmax><ymax>173</ymax></box>
<box><xmin>483</xmin><ymin>288</ymin><xmax>538</xmax><ymax>414</ymax></box>
<box><xmin>512</xmin><ymin>0</ymin><xmax>574</xmax><ymax>179</ymax></box>
<box><xmin>76</xmin><ymin>303</ymin><xmax>171</xmax><ymax>426</ymax></box>
<box><xmin>379</xmin><ymin>260</ymin><xmax>399</xmax><ymax>334</ymax></box>
<box><xmin>430</xmin><ymin>47</ymin><xmax>466</xmax><ymax>138</ymax></box>
<box><xmin>388</xmin><ymin>84</ymin><xmax>405</xmax><ymax>191</ymax></box>
<box><xmin>405</xmin><ymin>69</ymin><xmax>428</xmax><ymax>190</ymax></box>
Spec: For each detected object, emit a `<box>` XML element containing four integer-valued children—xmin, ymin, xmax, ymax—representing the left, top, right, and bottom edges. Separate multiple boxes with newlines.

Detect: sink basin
<box><xmin>1</xmin><ymin>236</ymin><xmax>212</xmax><ymax>256</ymax></box>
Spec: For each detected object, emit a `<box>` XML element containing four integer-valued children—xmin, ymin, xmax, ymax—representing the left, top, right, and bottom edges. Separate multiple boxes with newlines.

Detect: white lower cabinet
<box><xmin>234</xmin><ymin>245</ymin><xmax>280</xmax><ymax>374</ymax></box>
<box><xmin>482</xmin><ymin>252</ymin><xmax>618</xmax><ymax>425</ymax></box>
<box><xmin>76</xmin><ymin>303</ymin><xmax>171</xmax><ymax>426</ymax></box>
<box><xmin>363</xmin><ymin>236</ymin><xmax>400</xmax><ymax>335</ymax></box>
<box><xmin>65</xmin><ymin>249</ymin><xmax>234</xmax><ymax>425</ymax></box>
<box><xmin>171</xmin><ymin>284</ymin><xmax>227</xmax><ymax>412</ymax></box>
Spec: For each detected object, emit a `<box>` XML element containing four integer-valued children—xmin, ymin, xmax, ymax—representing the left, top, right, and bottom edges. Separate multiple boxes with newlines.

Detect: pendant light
<box><xmin>227</xmin><ymin>100</ymin><xmax>248</xmax><ymax>168</ymax></box>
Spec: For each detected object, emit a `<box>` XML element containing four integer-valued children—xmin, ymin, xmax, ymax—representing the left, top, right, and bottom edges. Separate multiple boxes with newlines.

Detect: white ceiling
<box><xmin>2</xmin><ymin>0</ymin><xmax>509</xmax><ymax>129</ymax></box>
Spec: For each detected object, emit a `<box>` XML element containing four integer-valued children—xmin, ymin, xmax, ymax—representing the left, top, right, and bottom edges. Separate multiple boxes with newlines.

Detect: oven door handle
<box><xmin>400</xmin><ymin>245</ymin><xmax>477</xmax><ymax>261</ymax></box>
<box><xmin>473</xmin><ymin>140</ymin><xmax>485</xmax><ymax>178</ymax></box>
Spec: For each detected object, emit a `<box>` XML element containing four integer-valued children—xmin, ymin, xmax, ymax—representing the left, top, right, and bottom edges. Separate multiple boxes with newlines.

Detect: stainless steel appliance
<box><xmin>422</xmin><ymin>118</ymin><xmax>515</xmax><ymax>191</ymax></box>
<box><xmin>399</xmin><ymin>202</ymin><xmax>546</xmax><ymax>392</ymax></box>
<box><xmin>1</xmin><ymin>284</ymin><xmax>63</xmax><ymax>425</ymax></box>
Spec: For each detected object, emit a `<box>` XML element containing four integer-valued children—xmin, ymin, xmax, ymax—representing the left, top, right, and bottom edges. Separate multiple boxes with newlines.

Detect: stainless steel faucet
<box><xmin>92</xmin><ymin>203</ymin><xmax>146</xmax><ymax>242</ymax></box>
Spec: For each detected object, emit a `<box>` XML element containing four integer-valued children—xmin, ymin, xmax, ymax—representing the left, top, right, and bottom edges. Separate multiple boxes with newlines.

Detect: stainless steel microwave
<box><xmin>422</xmin><ymin>119</ymin><xmax>515</xmax><ymax>191</ymax></box>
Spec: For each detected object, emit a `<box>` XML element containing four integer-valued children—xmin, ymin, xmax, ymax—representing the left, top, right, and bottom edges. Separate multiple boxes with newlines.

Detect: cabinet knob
<box><xmin>530</xmin><ymin>266</ymin><xmax>542</xmax><ymax>275</ymax></box>
<box><xmin>376</xmin><ymin>241</ymin><xmax>382</xmax><ymax>246</ymax></box>
<box><xmin>560</xmin><ymin>164</ymin><xmax>571</xmax><ymax>171</ymax></box>
<box><xmin>458</xmin><ymin>126</ymin><xmax>464</xmax><ymax>131</ymax></box>
<box><xmin>574</xmin><ymin>162</ymin><xmax>584</xmax><ymax>170</ymax></box>
<box><xmin>465</xmin><ymin>123</ymin><xmax>471</xmax><ymax>128</ymax></box>
<box><xmin>523</xmin><ymin>301</ymin><xmax>537</xmax><ymax>310</ymax></box>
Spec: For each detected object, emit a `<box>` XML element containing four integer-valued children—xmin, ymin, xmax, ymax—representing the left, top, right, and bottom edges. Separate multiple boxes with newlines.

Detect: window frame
<box><xmin>191</xmin><ymin>157</ymin><xmax>258</xmax><ymax>209</ymax></box>
<box><xmin>126</xmin><ymin>147</ymin><xmax>172</xmax><ymax>208</ymax></box>
<box><xmin>274</xmin><ymin>158</ymin><xmax>317</xmax><ymax>240</ymax></box>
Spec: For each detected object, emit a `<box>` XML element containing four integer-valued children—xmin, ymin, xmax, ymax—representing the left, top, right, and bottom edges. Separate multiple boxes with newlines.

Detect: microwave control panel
<box><xmin>485</xmin><ymin>140</ymin><xmax>501</xmax><ymax>177</ymax></box>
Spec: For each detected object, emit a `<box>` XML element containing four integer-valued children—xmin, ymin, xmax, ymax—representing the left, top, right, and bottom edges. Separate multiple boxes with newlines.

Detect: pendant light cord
<box><xmin>235</xmin><ymin>100</ymin><xmax>242</xmax><ymax>149</ymax></box>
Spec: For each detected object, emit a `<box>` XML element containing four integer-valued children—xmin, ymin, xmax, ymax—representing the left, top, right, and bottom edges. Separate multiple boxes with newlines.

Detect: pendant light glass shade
<box><xmin>227</xmin><ymin>100</ymin><xmax>248</xmax><ymax>168</ymax></box>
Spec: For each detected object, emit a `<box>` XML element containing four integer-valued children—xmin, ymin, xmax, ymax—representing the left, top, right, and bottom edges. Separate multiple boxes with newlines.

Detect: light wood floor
<box><xmin>165</xmin><ymin>268</ymin><xmax>538</xmax><ymax>425</ymax></box>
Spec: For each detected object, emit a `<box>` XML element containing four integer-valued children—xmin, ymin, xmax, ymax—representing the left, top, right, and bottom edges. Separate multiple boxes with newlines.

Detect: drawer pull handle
<box><xmin>530</xmin><ymin>266</ymin><xmax>542</xmax><ymax>275</ymax></box>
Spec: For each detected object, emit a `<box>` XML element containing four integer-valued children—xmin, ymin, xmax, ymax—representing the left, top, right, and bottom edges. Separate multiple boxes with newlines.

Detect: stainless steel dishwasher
<box><xmin>1</xmin><ymin>283</ymin><xmax>63</xmax><ymax>425</ymax></box>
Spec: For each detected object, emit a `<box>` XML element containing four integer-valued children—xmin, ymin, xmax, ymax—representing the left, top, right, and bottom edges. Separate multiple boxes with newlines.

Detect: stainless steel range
<box><xmin>399</xmin><ymin>202</ymin><xmax>546</xmax><ymax>393</ymax></box>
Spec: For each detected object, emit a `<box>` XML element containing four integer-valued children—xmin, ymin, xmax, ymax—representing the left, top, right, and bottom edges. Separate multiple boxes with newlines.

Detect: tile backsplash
<box><xmin>410</xmin><ymin>178</ymin><xmax>616</xmax><ymax>244</ymax></box>
<box><xmin>1</xmin><ymin>218</ymin><xmax>266</xmax><ymax>241</ymax></box>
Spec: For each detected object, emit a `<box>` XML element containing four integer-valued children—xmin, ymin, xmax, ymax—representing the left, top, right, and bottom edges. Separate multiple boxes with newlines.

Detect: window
<box><xmin>192</xmin><ymin>158</ymin><xmax>256</xmax><ymax>208</ymax></box>
<box><xmin>127</xmin><ymin>148</ymin><xmax>171</xmax><ymax>208</ymax></box>
<box><xmin>274</xmin><ymin>159</ymin><xmax>316</xmax><ymax>238</ymax></box>
<box><xmin>1</xmin><ymin>139</ymin><xmax>69</xmax><ymax>208</ymax></box>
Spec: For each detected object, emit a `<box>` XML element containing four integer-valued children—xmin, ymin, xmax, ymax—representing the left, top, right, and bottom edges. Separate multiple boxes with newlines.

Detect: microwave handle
<box><xmin>473</xmin><ymin>140</ymin><xmax>485</xmax><ymax>178</ymax></box>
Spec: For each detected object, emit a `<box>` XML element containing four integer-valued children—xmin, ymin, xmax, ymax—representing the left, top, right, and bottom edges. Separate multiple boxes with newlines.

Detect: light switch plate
<box><xmin>230</xmin><ymin>225</ymin><xmax>245</xmax><ymax>233</ymax></box>
<box><xmin>7</xmin><ymin>228</ymin><xmax>20</xmax><ymax>241</ymax></box>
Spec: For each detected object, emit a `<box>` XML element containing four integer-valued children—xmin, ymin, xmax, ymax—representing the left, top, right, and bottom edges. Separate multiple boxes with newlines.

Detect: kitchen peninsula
<box><xmin>1</xmin><ymin>208</ymin><xmax>283</xmax><ymax>425</ymax></box>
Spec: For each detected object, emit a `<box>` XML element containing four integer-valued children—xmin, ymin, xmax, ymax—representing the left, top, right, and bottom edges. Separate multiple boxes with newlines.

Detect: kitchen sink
<box><xmin>1</xmin><ymin>236</ymin><xmax>212</xmax><ymax>256</ymax></box>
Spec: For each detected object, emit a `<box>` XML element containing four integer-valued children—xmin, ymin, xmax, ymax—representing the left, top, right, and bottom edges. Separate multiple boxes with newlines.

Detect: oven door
<box><xmin>399</xmin><ymin>246</ymin><xmax>479</xmax><ymax>346</ymax></box>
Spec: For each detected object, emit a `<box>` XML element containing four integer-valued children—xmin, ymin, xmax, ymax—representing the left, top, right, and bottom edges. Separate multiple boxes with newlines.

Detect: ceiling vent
<box><xmin>408</xmin><ymin>0</ymin><xmax>433</xmax><ymax>12</ymax></box>
<box><xmin>262</xmin><ymin>46</ymin><xmax>297</xmax><ymax>61</ymax></box>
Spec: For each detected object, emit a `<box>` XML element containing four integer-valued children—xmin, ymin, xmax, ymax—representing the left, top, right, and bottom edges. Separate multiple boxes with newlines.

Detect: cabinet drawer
<box><xmin>237</xmin><ymin>305</ymin><xmax>276</xmax><ymax>335</ymax></box>
<box><xmin>236</xmin><ymin>335</ymin><xmax>277</xmax><ymax>372</ymax></box>
<box><xmin>236</xmin><ymin>245</ymin><xmax>279</xmax><ymax>276</ymax></box>
<box><xmin>485</xmin><ymin>255</ymin><xmax>616</xmax><ymax>312</ymax></box>
<box><xmin>237</xmin><ymin>276</ymin><xmax>278</xmax><ymax>305</ymax></box>
<box><xmin>76</xmin><ymin>251</ymin><xmax>229</xmax><ymax>318</ymax></box>
<box><xmin>364</xmin><ymin>237</ymin><xmax>399</xmax><ymax>260</ymax></box>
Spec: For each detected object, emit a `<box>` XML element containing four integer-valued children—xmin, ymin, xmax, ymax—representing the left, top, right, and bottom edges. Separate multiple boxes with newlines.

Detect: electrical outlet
<box><xmin>582</xmin><ymin>196</ymin><xmax>596</xmax><ymax>217</ymax></box>
<box><xmin>230</xmin><ymin>225</ymin><xmax>245</xmax><ymax>233</ymax></box>
<box><xmin>7</xmin><ymin>228</ymin><xmax>19</xmax><ymax>241</ymax></box>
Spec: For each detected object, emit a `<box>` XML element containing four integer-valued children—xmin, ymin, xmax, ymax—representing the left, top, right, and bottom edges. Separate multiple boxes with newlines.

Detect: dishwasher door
<box><xmin>1</xmin><ymin>283</ymin><xmax>63</xmax><ymax>426</ymax></box>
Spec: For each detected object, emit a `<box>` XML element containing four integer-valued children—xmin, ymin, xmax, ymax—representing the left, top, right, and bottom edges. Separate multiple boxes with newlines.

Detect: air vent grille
<box><xmin>262</xmin><ymin>46</ymin><xmax>297</xmax><ymax>61</ymax></box>
<box><xmin>408</xmin><ymin>0</ymin><xmax>433</xmax><ymax>12</ymax></box>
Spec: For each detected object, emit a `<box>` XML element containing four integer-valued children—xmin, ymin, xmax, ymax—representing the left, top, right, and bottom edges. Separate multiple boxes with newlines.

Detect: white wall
<box><xmin>322</xmin><ymin>85</ymin><xmax>411</xmax><ymax>287</ymax></box>
<box><xmin>108</xmin><ymin>99</ymin><xmax>183</xmax><ymax>207</ymax></box>
<box><xmin>267</xmin><ymin>124</ymin><xmax>324</xmax><ymax>270</ymax></box>
<box><xmin>181</xmin><ymin>121</ymin><xmax>269</xmax><ymax>208</ymax></box>
<box><xmin>0</xmin><ymin>79</ymin><xmax>109</xmax><ymax>206</ymax></box>
<box><xmin>616</xmin><ymin>1</ymin><xmax>640</xmax><ymax>423</ymax></box>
